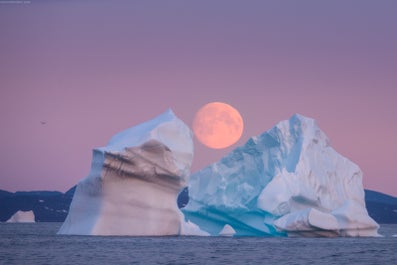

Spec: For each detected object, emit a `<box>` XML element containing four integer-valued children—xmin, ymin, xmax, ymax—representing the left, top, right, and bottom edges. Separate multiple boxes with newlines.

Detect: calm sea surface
<box><xmin>0</xmin><ymin>223</ymin><xmax>396</xmax><ymax>265</ymax></box>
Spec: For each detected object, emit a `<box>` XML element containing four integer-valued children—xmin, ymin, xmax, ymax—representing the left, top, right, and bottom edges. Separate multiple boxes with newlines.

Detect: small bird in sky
<box><xmin>40</xmin><ymin>121</ymin><xmax>47</xmax><ymax>125</ymax></box>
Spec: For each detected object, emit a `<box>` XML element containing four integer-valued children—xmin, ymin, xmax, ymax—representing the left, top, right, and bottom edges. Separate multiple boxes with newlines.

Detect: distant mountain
<box><xmin>1</xmin><ymin>187</ymin><xmax>396</xmax><ymax>224</ymax></box>
<box><xmin>364</xmin><ymin>190</ymin><xmax>397</xmax><ymax>224</ymax></box>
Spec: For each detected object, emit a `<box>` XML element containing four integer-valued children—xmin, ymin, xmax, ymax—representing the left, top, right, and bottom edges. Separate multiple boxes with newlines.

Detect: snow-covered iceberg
<box><xmin>58</xmin><ymin>109</ymin><xmax>195</xmax><ymax>235</ymax></box>
<box><xmin>6</xmin><ymin>210</ymin><xmax>35</xmax><ymax>223</ymax></box>
<box><xmin>183</xmin><ymin>114</ymin><xmax>379</xmax><ymax>237</ymax></box>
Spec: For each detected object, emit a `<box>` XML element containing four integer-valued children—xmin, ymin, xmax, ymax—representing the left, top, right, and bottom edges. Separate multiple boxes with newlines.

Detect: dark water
<box><xmin>0</xmin><ymin>223</ymin><xmax>396</xmax><ymax>265</ymax></box>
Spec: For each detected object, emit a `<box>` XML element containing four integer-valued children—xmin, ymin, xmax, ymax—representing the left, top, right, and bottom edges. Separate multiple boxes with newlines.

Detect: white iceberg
<box><xmin>6</xmin><ymin>210</ymin><xmax>35</xmax><ymax>223</ymax></box>
<box><xmin>58</xmin><ymin>109</ymin><xmax>197</xmax><ymax>235</ymax></box>
<box><xmin>183</xmin><ymin>114</ymin><xmax>379</xmax><ymax>237</ymax></box>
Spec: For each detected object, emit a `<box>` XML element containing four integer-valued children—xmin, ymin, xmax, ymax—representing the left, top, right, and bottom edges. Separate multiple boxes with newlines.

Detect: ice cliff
<box><xmin>58</xmin><ymin>109</ymin><xmax>195</xmax><ymax>235</ymax></box>
<box><xmin>183</xmin><ymin>114</ymin><xmax>379</xmax><ymax>237</ymax></box>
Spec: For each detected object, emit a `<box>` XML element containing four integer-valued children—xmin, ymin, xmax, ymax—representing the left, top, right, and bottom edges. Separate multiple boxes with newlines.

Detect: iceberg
<box><xmin>182</xmin><ymin>114</ymin><xmax>379</xmax><ymax>237</ymax></box>
<box><xmin>6</xmin><ymin>210</ymin><xmax>35</xmax><ymax>223</ymax></box>
<box><xmin>58</xmin><ymin>109</ymin><xmax>195</xmax><ymax>235</ymax></box>
<box><xmin>58</xmin><ymin>110</ymin><xmax>378</xmax><ymax>237</ymax></box>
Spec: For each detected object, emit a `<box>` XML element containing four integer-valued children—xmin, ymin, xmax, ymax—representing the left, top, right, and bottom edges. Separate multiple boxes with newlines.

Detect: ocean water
<box><xmin>0</xmin><ymin>223</ymin><xmax>396</xmax><ymax>265</ymax></box>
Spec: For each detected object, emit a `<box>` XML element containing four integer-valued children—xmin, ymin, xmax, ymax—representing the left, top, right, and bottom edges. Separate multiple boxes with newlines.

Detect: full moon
<box><xmin>192</xmin><ymin>102</ymin><xmax>244</xmax><ymax>149</ymax></box>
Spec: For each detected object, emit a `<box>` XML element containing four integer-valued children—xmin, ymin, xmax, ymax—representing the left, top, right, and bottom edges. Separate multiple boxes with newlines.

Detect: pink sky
<box><xmin>0</xmin><ymin>1</ymin><xmax>396</xmax><ymax>196</ymax></box>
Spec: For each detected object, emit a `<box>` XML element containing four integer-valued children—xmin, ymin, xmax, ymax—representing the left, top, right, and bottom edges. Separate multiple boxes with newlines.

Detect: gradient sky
<box><xmin>1</xmin><ymin>0</ymin><xmax>396</xmax><ymax>196</ymax></box>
